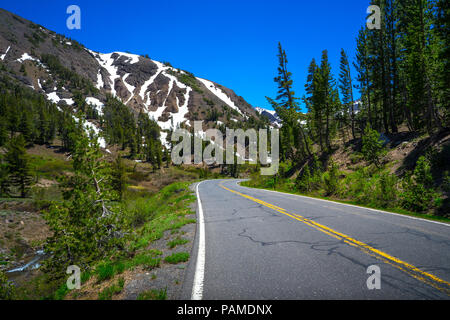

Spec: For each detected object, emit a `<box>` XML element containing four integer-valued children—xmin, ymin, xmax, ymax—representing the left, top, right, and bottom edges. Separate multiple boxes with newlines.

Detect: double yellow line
<box><xmin>220</xmin><ymin>184</ymin><xmax>450</xmax><ymax>296</ymax></box>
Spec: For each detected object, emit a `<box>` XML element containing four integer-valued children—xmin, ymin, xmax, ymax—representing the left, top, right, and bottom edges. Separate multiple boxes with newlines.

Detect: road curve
<box><xmin>183</xmin><ymin>179</ymin><xmax>450</xmax><ymax>300</ymax></box>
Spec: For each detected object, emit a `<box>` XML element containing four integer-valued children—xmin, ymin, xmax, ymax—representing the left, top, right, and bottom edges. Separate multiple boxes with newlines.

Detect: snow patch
<box><xmin>17</xmin><ymin>53</ymin><xmax>38</xmax><ymax>63</ymax></box>
<box><xmin>46</xmin><ymin>92</ymin><xmax>74</xmax><ymax>105</ymax></box>
<box><xmin>46</xmin><ymin>92</ymin><xmax>61</xmax><ymax>104</ymax></box>
<box><xmin>115</xmin><ymin>52</ymin><xmax>140</xmax><ymax>64</ymax></box>
<box><xmin>197</xmin><ymin>78</ymin><xmax>243</xmax><ymax>115</ymax></box>
<box><xmin>139</xmin><ymin>61</ymin><xmax>164</xmax><ymax>101</ymax></box>
<box><xmin>122</xmin><ymin>73</ymin><xmax>136</xmax><ymax>104</ymax></box>
<box><xmin>159</xmin><ymin>131</ymin><xmax>170</xmax><ymax>149</ymax></box>
<box><xmin>1</xmin><ymin>46</ymin><xmax>10</xmax><ymax>61</ymax></box>
<box><xmin>85</xmin><ymin>97</ymin><xmax>104</xmax><ymax>116</ymax></box>
<box><xmin>90</xmin><ymin>51</ymin><xmax>121</xmax><ymax>98</ymax></box>
<box><xmin>73</xmin><ymin>117</ymin><xmax>107</xmax><ymax>149</ymax></box>
<box><xmin>147</xmin><ymin>70</ymin><xmax>192</xmax><ymax>131</ymax></box>
<box><xmin>96</xmin><ymin>69</ymin><xmax>104</xmax><ymax>89</ymax></box>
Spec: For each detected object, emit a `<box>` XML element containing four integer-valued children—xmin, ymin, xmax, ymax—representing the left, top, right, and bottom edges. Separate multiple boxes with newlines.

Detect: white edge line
<box><xmin>191</xmin><ymin>181</ymin><xmax>206</xmax><ymax>300</ymax></box>
<box><xmin>236</xmin><ymin>180</ymin><xmax>450</xmax><ymax>227</ymax></box>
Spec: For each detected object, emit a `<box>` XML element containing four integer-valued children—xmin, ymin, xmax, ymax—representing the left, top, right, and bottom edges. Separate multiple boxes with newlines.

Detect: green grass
<box><xmin>241</xmin><ymin>179</ymin><xmax>450</xmax><ymax>224</ymax></box>
<box><xmin>128</xmin><ymin>182</ymin><xmax>197</xmax><ymax>250</ymax></box>
<box><xmin>137</xmin><ymin>288</ymin><xmax>167</xmax><ymax>300</ymax></box>
<box><xmin>91</xmin><ymin>181</ymin><xmax>197</xmax><ymax>285</ymax></box>
<box><xmin>94</xmin><ymin>250</ymin><xmax>162</xmax><ymax>282</ymax></box>
<box><xmin>164</xmin><ymin>252</ymin><xmax>190</xmax><ymax>264</ymax></box>
<box><xmin>30</xmin><ymin>154</ymin><xmax>73</xmax><ymax>180</ymax></box>
<box><xmin>11</xmin><ymin>177</ymin><xmax>198</xmax><ymax>300</ymax></box>
<box><xmin>98</xmin><ymin>278</ymin><xmax>125</xmax><ymax>300</ymax></box>
<box><xmin>167</xmin><ymin>237</ymin><xmax>189</xmax><ymax>249</ymax></box>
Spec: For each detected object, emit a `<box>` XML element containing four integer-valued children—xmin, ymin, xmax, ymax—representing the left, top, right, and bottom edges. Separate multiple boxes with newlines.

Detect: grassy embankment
<box><xmin>241</xmin><ymin>133</ymin><xmax>450</xmax><ymax>224</ymax></box>
<box><xmin>1</xmin><ymin>144</ymin><xmax>205</xmax><ymax>300</ymax></box>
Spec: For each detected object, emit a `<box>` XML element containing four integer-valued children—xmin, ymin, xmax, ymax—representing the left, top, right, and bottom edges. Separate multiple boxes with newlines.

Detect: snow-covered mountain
<box><xmin>254</xmin><ymin>107</ymin><xmax>282</xmax><ymax>127</ymax></box>
<box><xmin>0</xmin><ymin>8</ymin><xmax>265</xmax><ymax>145</ymax></box>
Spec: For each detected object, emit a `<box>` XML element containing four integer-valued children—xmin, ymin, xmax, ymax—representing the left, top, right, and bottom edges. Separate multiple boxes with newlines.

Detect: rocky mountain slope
<box><xmin>0</xmin><ymin>8</ymin><xmax>269</xmax><ymax>147</ymax></box>
<box><xmin>255</xmin><ymin>107</ymin><xmax>281</xmax><ymax>127</ymax></box>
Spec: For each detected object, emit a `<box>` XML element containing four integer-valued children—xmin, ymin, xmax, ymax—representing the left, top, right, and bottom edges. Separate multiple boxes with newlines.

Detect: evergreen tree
<box><xmin>435</xmin><ymin>0</ymin><xmax>450</xmax><ymax>126</ymax></box>
<box><xmin>43</xmin><ymin>124</ymin><xmax>124</xmax><ymax>277</ymax></box>
<box><xmin>5</xmin><ymin>135</ymin><xmax>33</xmax><ymax>198</ymax></box>
<box><xmin>266</xmin><ymin>42</ymin><xmax>311</xmax><ymax>161</ymax></box>
<box><xmin>339</xmin><ymin>49</ymin><xmax>356</xmax><ymax>139</ymax></box>
<box><xmin>354</xmin><ymin>27</ymin><xmax>373</xmax><ymax>128</ymax></box>
<box><xmin>111</xmin><ymin>155</ymin><xmax>126</xmax><ymax>201</ymax></box>
<box><xmin>304</xmin><ymin>58</ymin><xmax>324</xmax><ymax>150</ymax></box>
<box><xmin>318</xmin><ymin>50</ymin><xmax>338</xmax><ymax>150</ymax></box>
<box><xmin>0</xmin><ymin>156</ymin><xmax>10</xmax><ymax>197</ymax></box>
<box><xmin>361</xmin><ymin>124</ymin><xmax>386</xmax><ymax>168</ymax></box>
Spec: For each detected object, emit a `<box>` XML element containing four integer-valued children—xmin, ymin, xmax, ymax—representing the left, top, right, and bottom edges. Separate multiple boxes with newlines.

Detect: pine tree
<box><xmin>43</xmin><ymin>123</ymin><xmax>124</xmax><ymax>277</ymax></box>
<box><xmin>18</xmin><ymin>110</ymin><xmax>35</xmax><ymax>145</ymax></box>
<box><xmin>304</xmin><ymin>58</ymin><xmax>324</xmax><ymax>150</ymax></box>
<box><xmin>266</xmin><ymin>42</ymin><xmax>311</xmax><ymax>161</ymax></box>
<box><xmin>361</xmin><ymin>124</ymin><xmax>386</xmax><ymax>168</ymax></box>
<box><xmin>354</xmin><ymin>27</ymin><xmax>373</xmax><ymax>128</ymax></box>
<box><xmin>435</xmin><ymin>0</ymin><xmax>450</xmax><ymax>126</ymax></box>
<box><xmin>398</xmin><ymin>0</ymin><xmax>443</xmax><ymax>132</ymax></box>
<box><xmin>5</xmin><ymin>135</ymin><xmax>33</xmax><ymax>198</ymax></box>
<box><xmin>111</xmin><ymin>155</ymin><xmax>126</xmax><ymax>201</ymax></box>
<box><xmin>339</xmin><ymin>49</ymin><xmax>356</xmax><ymax>139</ymax></box>
<box><xmin>318</xmin><ymin>50</ymin><xmax>338</xmax><ymax>150</ymax></box>
<box><xmin>0</xmin><ymin>156</ymin><xmax>10</xmax><ymax>197</ymax></box>
<box><xmin>164</xmin><ymin>147</ymin><xmax>171</xmax><ymax>168</ymax></box>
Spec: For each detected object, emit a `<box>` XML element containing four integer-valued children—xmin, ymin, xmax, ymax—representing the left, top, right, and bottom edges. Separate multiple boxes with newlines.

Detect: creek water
<box><xmin>6</xmin><ymin>250</ymin><xmax>46</xmax><ymax>284</ymax></box>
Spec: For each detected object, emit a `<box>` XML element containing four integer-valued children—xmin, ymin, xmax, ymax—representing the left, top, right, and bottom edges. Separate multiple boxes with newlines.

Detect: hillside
<box><xmin>0</xmin><ymin>8</ymin><xmax>268</xmax><ymax>148</ymax></box>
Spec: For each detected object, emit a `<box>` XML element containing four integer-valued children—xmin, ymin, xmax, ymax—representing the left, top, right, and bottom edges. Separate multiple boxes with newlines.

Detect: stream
<box><xmin>6</xmin><ymin>250</ymin><xmax>47</xmax><ymax>284</ymax></box>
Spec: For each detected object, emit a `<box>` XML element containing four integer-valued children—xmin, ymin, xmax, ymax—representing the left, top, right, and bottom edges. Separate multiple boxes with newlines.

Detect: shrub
<box><xmin>361</xmin><ymin>124</ymin><xmax>386</xmax><ymax>167</ymax></box>
<box><xmin>164</xmin><ymin>252</ymin><xmax>189</xmax><ymax>264</ymax></box>
<box><xmin>323</xmin><ymin>161</ymin><xmax>340</xmax><ymax>196</ymax></box>
<box><xmin>168</xmin><ymin>237</ymin><xmax>189</xmax><ymax>249</ymax></box>
<box><xmin>401</xmin><ymin>156</ymin><xmax>436</xmax><ymax>212</ymax></box>
<box><xmin>98</xmin><ymin>278</ymin><xmax>124</xmax><ymax>300</ymax></box>
<box><xmin>296</xmin><ymin>165</ymin><xmax>312</xmax><ymax>192</ymax></box>
<box><xmin>375</xmin><ymin>172</ymin><xmax>398</xmax><ymax>207</ymax></box>
<box><xmin>0</xmin><ymin>270</ymin><xmax>15</xmax><ymax>300</ymax></box>
<box><xmin>137</xmin><ymin>288</ymin><xmax>167</xmax><ymax>300</ymax></box>
<box><xmin>96</xmin><ymin>262</ymin><xmax>117</xmax><ymax>282</ymax></box>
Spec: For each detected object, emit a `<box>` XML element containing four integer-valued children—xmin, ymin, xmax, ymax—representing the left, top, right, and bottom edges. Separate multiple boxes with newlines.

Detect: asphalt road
<box><xmin>182</xmin><ymin>179</ymin><xmax>450</xmax><ymax>300</ymax></box>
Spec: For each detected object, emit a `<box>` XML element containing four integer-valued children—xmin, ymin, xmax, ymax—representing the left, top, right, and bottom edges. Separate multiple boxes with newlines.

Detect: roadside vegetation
<box><xmin>244</xmin><ymin>0</ymin><xmax>449</xmax><ymax>221</ymax></box>
<box><xmin>0</xmin><ymin>116</ymin><xmax>204</xmax><ymax>299</ymax></box>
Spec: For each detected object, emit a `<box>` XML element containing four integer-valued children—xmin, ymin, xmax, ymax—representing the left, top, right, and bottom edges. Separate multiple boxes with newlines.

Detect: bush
<box><xmin>164</xmin><ymin>252</ymin><xmax>189</xmax><ymax>264</ymax></box>
<box><xmin>98</xmin><ymin>278</ymin><xmax>124</xmax><ymax>300</ymax></box>
<box><xmin>0</xmin><ymin>270</ymin><xmax>15</xmax><ymax>300</ymax></box>
<box><xmin>296</xmin><ymin>165</ymin><xmax>312</xmax><ymax>192</ymax></box>
<box><xmin>323</xmin><ymin>161</ymin><xmax>340</xmax><ymax>196</ymax></box>
<box><xmin>123</xmin><ymin>196</ymin><xmax>156</xmax><ymax>228</ymax></box>
<box><xmin>168</xmin><ymin>237</ymin><xmax>189</xmax><ymax>249</ymax></box>
<box><xmin>95</xmin><ymin>262</ymin><xmax>116</xmax><ymax>282</ymax></box>
<box><xmin>362</xmin><ymin>124</ymin><xmax>386</xmax><ymax>167</ymax></box>
<box><xmin>401</xmin><ymin>156</ymin><xmax>436</xmax><ymax>212</ymax></box>
<box><xmin>375</xmin><ymin>172</ymin><xmax>398</xmax><ymax>207</ymax></box>
<box><xmin>137</xmin><ymin>288</ymin><xmax>167</xmax><ymax>300</ymax></box>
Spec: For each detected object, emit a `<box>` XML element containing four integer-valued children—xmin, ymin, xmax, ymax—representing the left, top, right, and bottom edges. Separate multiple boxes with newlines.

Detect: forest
<box><xmin>246</xmin><ymin>0</ymin><xmax>449</xmax><ymax>217</ymax></box>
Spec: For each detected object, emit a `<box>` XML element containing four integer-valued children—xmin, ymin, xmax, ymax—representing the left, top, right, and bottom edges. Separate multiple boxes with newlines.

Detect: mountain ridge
<box><xmin>0</xmin><ymin>8</ymin><xmax>273</xmax><ymax>148</ymax></box>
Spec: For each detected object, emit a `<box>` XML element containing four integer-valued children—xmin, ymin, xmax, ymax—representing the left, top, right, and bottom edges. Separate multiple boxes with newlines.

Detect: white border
<box><xmin>191</xmin><ymin>181</ymin><xmax>206</xmax><ymax>300</ymax></box>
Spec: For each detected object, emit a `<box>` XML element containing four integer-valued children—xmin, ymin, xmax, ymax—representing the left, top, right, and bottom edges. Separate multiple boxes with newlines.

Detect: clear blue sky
<box><xmin>0</xmin><ymin>0</ymin><xmax>370</xmax><ymax>111</ymax></box>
